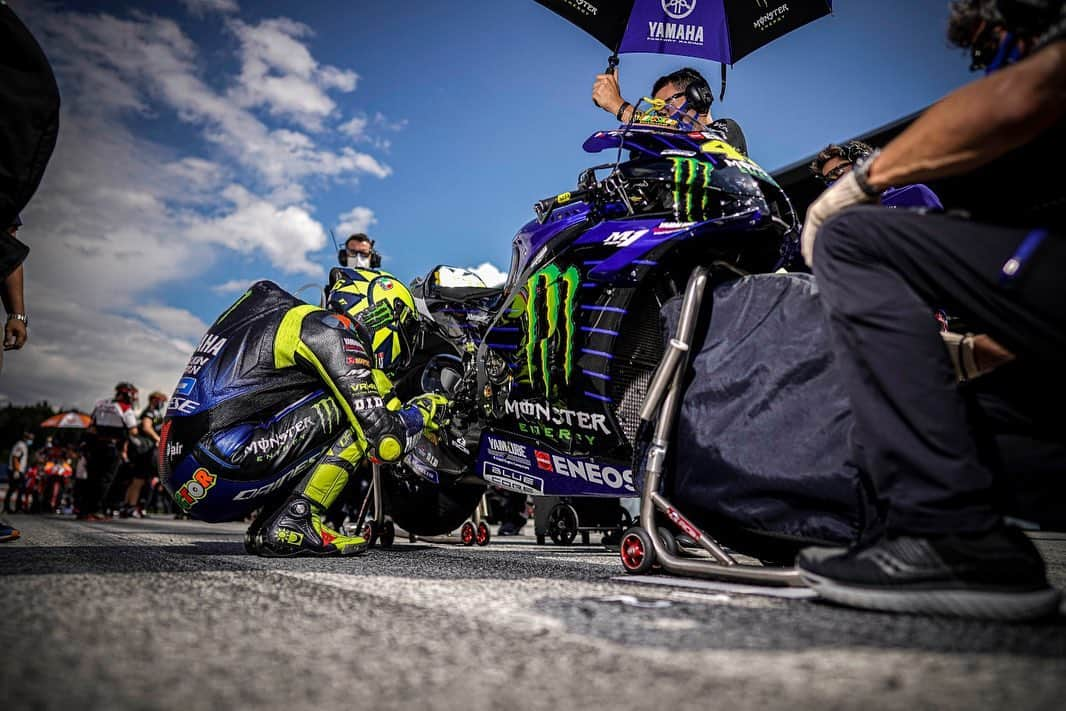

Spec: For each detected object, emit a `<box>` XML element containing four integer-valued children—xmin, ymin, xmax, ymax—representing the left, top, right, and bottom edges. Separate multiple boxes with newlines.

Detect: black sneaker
<box><xmin>797</xmin><ymin>527</ymin><xmax>1061</xmax><ymax>621</ymax></box>
<box><xmin>497</xmin><ymin>522</ymin><xmax>521</xmax><ymax>536</ymax></box>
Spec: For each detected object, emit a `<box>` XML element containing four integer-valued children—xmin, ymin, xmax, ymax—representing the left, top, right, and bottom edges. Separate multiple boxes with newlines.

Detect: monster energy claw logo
<box><xmin>312</xmin><ymin>397</ymin><xmax>341</xmax><ymax>430</ymax></box>
<box><xmin>525</xmin><ymin>264</ymin><xmax>579</xmax><ymax>398</ymax></box>
<box><xmin>671</xmin><ymin>157</ymin><xmax>715</xmax><ymax>223</ymax></box>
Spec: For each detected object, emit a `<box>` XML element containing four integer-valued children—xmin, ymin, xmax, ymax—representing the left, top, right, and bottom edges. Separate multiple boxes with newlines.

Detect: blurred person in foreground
<box><xmin>797</xmin><ymin>0</ymin><xmax>1066</xmax><ymax>621</ymax></box>
<box><xmin>159</xmin><ymin>270</ymin><xmax>448</xmax><ymax>557</ymax></box>
<box><xmin>0</xmin><ymin>4</ymin><xmax>60</xmax><ymax>375</ymax></box>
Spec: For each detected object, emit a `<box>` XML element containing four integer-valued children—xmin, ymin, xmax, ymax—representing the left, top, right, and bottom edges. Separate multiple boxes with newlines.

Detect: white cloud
<box><xmin>186</xmin><ymin>185</ymin><xmax>328</xmax><ymax>277</ymax></box>
<box><xmin>466</xmin><ymin>262</ymin><xmax>509</xmax><ymax>287</ymax></box>
<box><xmin>228</xmin><ymin>18</ymin><xmax>359</xmax><ymax>131</ymax></box>
<box><xmin>1</xmin><ymin>302</ymin><xmax>194</xmax><ymax>412</ymax></box>
<box><xmin>335</xmin><ymin>206</ymin><xmax>377</xmax><ymax>238</ymax></box>
<box><xmin>2</xmin><ymin>4</ymin><xmax>398</xmax><ymax>408</ymax></box>
<box><xmin>212</xmin><ymin>278</ymin><xmax>261</xmax><ymax>294</ymax></box>
<box><xmin>339</xmin><ymin>116</ymin><xmax>369</xmax><ymax>139</ymax></box>
<box><xmin>135</xmin><ymin>305</ymin><xmax>212</xmax><ymax>341</ymax></box>
<box><xmin>31</xmin><ymin>8</ymin><xmax>388</xmax><ymax>193</ymax></box>
<box><xmin>180</xmin><ymin>0</ymin><xmax>240</xmax><ymax>16</ymax></box>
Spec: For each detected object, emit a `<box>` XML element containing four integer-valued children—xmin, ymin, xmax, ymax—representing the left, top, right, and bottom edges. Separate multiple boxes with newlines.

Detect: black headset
<box><xmin>680</xmin><ymin>70</ymin><xmax>714</xmax><ymax>115</ymax></box>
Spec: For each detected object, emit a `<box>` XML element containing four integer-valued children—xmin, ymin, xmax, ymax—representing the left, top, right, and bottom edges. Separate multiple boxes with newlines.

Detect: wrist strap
<box><xmin>616</xmin><ymin>101</ymin><xmax>631</xmax><ymax>122</ymax></box>
<box><xmin>853</xmin><ymin>149</ymin><xmax>883</xmax><ymax>198</ymax></box>
<box><xmin>6</xmin><ymin>313</ymin><xmax>27</xmax><ymax>325</ymax></box>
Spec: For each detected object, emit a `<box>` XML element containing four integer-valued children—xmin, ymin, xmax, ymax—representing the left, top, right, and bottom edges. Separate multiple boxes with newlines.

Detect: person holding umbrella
<box><xmin>592</xmin><ymin>66</ymin><xmax>748</xmax><ymax>155</ymax></box>
<box><xmin>534</xmin><ymin>0</ymin><xmax>832</xmax><ymax>155</ymax></box>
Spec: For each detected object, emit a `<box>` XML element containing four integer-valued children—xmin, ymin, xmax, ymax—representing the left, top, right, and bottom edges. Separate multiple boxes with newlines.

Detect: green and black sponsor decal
<box><xmin>312</xmin><ymin>397</ymin><xmax>341</xmax><ymax>430</ymax></box>
<box><xmin>517</xmin><ymin>420</ymin><xmax>598</xmax><ymax>448</ymax></box>
<box><xmin>671</xmin><ymin>157</ymin><xmax>715</xmax><ymax>222</ymax></box>
<box><xmin>524</xmin><ymin>264</ymin><xmax>580</xmax><ymax>399</ymax></box>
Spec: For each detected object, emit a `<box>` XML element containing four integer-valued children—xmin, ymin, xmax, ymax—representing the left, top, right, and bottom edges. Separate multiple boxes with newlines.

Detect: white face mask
<box><xmin>350</xmin><ymin>252</ymin><xmax>372</xmax><ymax>269</ymax></box>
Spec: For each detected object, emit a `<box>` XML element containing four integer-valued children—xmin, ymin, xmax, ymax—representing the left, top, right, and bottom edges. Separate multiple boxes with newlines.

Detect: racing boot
<box><xmin>255</xmin><ymin>494</ymin><xmax>368</xmax><ymax>557</ymax></box>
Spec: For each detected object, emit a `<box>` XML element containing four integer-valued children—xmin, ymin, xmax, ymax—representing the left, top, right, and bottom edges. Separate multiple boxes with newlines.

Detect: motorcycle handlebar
<box><xmin>534</xmin><ymin>188</ymin><xmax>594</xmax><ymax>224</ymax></box>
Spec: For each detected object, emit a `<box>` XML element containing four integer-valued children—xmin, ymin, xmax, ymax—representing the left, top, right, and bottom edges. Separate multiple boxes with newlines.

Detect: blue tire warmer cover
<box><xmin>661</xmin><ymin>273</ymin><xmax>880</xmax><ymax>562</ymax></box>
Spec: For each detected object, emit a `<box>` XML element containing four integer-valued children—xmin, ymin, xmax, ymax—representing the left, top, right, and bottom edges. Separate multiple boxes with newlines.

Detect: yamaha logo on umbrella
<box><xmin>662</xmin><ymin>0</ymin><xmax>696</xmax><ymax>21</ymax></box>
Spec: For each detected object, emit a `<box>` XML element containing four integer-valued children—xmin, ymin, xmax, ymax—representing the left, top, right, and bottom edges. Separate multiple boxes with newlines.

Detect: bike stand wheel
<box><xmin>243</xmin><ymin>524</ymin><xmax>260</xmax><ymax>555</ymax></box>
<box><xmin>460</xmin><ymin>521</ymin><xmax>476</xmax><ymax>546</ymax></box>
<box><xmin>361</xmin><ymin>521</ymin><xmax>379</xmax><ymax>548</ymax></box>
<box><xmin>656</xmin><ymin>526</ymin><xmax>679</xmax><ymax>558</ymax></box>
<box><xmin>619</xmin><ymin>526</ymin><xmax>657</xmax><ymax>574</ymax></box>
<box><xmin>379</xmin><ymin>520</ymin><xmax>395</xmax><ymax>548</ymax></box>
<box><xmin>547</xmin><ymin>503</ymin><xmax>579</xmax><ymax>546</ymax></box>
<box><xmin>475</xmin><ymin>521</ymin><xmax>491</xmax><ymax>546</ymax></box>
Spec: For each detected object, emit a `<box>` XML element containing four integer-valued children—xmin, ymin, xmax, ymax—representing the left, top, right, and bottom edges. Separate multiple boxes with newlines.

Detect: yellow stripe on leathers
<box><xmin>303</xmin><ymin>435</ymin><xmax>364</xmax><ymax>509</ymax></box>
<box><xmin>274</xmin><ymin>305</ymin><xmax>367</xmax><ymax>443</ymax></box>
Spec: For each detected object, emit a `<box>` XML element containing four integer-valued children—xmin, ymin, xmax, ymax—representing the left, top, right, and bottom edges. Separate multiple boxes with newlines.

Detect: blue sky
<box><xmin>3</xmin><ymin>0</ymin><xmax>975</xmax><ymax>409</ymax></box>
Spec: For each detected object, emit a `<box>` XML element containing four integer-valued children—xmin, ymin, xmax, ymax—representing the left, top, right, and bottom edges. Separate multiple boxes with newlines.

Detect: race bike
<box><xmin>374</xmin><ymin>117</ymin><xmax>800</xmax><ymax>574</ymax></box>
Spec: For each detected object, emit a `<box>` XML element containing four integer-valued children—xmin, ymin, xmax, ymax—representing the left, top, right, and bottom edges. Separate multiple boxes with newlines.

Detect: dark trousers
<box><xmin>76</xmin><ymin>441</ymin><xmax>122</xmax><ymax>515</ymax></box>
<box><xmin>813</xmin><ymin>206</ymin><xmax>1066</xmax><ymax>535</ymax></box>
<box><xmin>4</xmin><ymin>471</ymin><xmax>24</xmax><ymax>513</ymax></box>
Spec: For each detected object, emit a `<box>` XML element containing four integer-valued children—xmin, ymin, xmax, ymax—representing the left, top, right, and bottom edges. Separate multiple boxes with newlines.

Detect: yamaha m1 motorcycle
<box><xmin>375</xmin><ymin>118</ymin><xmax>804</xmax><ymax>583</ymax></box>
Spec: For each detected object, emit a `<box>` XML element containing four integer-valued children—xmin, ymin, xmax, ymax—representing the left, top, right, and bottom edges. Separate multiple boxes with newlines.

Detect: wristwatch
<box><xmin>6</xmin><ymin>313</ymin><xmax>28</xmax><ymax>326</ymax></box>
<box><xmin>852</xmin><ymin>149</ymin><xmax>883</xmax><ymax>198</ymax></box>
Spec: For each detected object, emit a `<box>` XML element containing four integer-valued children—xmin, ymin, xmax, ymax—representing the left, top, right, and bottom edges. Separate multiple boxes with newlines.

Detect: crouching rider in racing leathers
<box><xmin>159</xmin><ymin>270</ymin><xmax>449</xmax><ymax>556</ymax></box>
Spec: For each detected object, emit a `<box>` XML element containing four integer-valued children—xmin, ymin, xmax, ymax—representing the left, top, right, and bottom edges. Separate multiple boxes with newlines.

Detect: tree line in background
<box><xmin>1</xmin><ymin>402</ymin><xmax>67</xmax><ymax>461</ymax></box>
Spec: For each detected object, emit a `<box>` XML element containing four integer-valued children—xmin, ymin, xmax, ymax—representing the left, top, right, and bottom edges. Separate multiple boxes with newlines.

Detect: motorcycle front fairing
<box><xmin>445</xmin><ymin>126</ymin><xmax>795</xmax><ymax>499</ymax></box>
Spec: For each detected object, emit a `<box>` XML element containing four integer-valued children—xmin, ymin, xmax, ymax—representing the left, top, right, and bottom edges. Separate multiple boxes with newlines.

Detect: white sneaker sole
<box><xmin>800</xmin><ymin>571</ymin><xmax>1062</xmax><ymax>622</ymax></box>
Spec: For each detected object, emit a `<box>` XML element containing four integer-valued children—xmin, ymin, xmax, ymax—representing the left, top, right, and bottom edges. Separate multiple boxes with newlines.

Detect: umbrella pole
<box><xmin>605</xmin><ymin>53</ymin><xmax>619</xmax><ymax>75</ymax></box>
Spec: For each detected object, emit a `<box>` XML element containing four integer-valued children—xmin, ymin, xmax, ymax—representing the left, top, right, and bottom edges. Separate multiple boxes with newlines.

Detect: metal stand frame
<box><xmin>357</xmin><ymin>463</ymin><xmax>491</xmax><ymax>547</ymax></box>
<box><xmin>624</xmin><ymin>265</ymin><xmax>804</xmax><ymax>586</ymax></box>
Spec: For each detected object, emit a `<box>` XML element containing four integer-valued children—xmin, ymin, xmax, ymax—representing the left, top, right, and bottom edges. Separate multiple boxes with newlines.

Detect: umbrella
<box><xmin>40</xmin><ymin>411</ymin><xmax>92</xmax><ymax>429</ymax></box>
<box><xmin>535</xmin><ymin>0</ymin><xmax>832</xmax><ymax>94</ymax></box>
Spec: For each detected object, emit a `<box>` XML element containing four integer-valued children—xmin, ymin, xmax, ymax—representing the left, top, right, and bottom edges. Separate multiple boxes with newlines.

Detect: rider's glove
<box><xmin>405</xmin><ymin>393</ymin><xmax>451</xmax><ymax>433</ymax></box>
<box><xmin>801</xmin><ymin>163</ymin><xmax>879</xmax><ymax>268</ymax></box>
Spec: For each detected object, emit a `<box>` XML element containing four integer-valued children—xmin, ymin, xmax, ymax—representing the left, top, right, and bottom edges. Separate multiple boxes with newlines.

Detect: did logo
<box><xmin>524</xmin><ymin>264</ymin><xmax>580</xmax><ymax>398</ymax></box>
<box><xmin>175</xmin><ymin>468</ymin><xmax>217</xmax><ymax>511</ymax></box>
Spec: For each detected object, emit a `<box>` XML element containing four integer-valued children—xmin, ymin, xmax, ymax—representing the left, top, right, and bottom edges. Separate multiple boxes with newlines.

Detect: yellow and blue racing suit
<box><xmin>159</xmin><ymin>281</ymin><xmax>424</xmax><ymax>523</ymax></box>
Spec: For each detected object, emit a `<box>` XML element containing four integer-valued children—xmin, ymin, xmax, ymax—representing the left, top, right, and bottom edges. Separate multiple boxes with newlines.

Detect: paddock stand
<box><xmin>356</xmin><ymin>463</ymin><xmax>397</xmax><ymax>548</ymax></box>
<box><xmin>354</xmin><ymin>463</ymin><xmax>491</xmax><ymax>548</ymax></box>
<box><xmin>618</xmin><ymin>265</ymin><xmax>805</xmax><ymax>587</ymax></box>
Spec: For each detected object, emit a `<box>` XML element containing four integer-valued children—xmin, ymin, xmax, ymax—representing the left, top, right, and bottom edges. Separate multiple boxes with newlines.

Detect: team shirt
<box><xmin>90</xmin><ymin>398</ymin><xmax>138</xmax><ymax>438</ymax></box>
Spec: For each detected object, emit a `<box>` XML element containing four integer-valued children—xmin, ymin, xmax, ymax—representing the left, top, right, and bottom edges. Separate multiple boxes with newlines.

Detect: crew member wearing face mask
<box><xmin>341</xmin><ymin>233</ymin><xmax>381</xmax><ymax>270</ymax></box>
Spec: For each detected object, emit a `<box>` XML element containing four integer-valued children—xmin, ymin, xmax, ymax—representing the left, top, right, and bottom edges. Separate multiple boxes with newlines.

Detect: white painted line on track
<box><xmin>614</xmin><ymin>575</ymin><xmax>818</xmax><ymax>599</ymax></box>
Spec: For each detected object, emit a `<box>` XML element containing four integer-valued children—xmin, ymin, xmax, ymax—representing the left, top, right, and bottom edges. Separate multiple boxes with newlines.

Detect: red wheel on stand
<box><xmin>619</xmin><ymin>526</ymin><xmax>656</xmax><ymax>574</ymax></box>
<box><xmin>475</xmin><ymin>521</ymin><xmax>491</xmax><ymax>546</ymax></box>
<box><xmin>361</xmin><ymin>521</ymin><xmax>378</xmax><ymax>548</ymax></box>
<box><xmin>460</xmin><ymin>521</ymin><xmax>476</xmax><ymax>546</ymax></box>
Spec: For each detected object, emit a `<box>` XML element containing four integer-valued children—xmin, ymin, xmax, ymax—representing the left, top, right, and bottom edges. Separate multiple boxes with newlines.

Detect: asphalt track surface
<box><xmin>2</xmin><ymin>515</ymin><xmax>1065</xmax><ymax>711</ymax></box>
